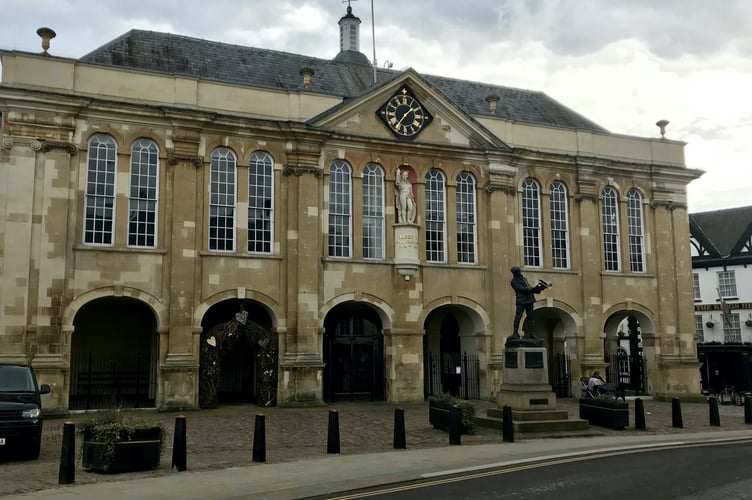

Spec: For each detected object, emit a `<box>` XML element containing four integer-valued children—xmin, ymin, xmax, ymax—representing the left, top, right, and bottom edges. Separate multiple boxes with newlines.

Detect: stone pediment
<box><xmin>309</xmin><ymin>69</ymin><xmax>510</xmax><ymax>151</ymax></box>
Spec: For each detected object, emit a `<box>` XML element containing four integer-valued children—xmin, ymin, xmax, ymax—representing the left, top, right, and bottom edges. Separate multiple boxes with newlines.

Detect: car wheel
<box><xmin>25</xmin><ymin>441</ymin><xmax>41</xmax><ymax>460</ymax></box>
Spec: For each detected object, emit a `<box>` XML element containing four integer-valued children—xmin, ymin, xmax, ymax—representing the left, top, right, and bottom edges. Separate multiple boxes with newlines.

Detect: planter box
<box><xmin>579</xmin><ymin>398</ymin><xmax>629</xmax><ymax>430</ymax></box>
<box><xmin>429</xmin><ymin>400</ymin><xmax>472</xmax><ymax>434</ymax></box>
<box><xmin>82</xmin><ymin>427</ymin><xmax>162</xmax><ymax>473</ymax></box>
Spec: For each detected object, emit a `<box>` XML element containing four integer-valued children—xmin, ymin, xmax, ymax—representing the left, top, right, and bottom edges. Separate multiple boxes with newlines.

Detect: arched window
<box><xmin>127</xmin><ymin>139</ymin><xmax>159</xmax><ymax>248</ymax></box>
<box><xmin>456</xmin><ymin>172</ymin><xmax>476</xmax><ymax>264</ymax></box>
<box><xmin>522</xmin><ymin>178</ymin><xmax>541</xmax><ymax>267</ymax></box>
<box><xmin>328</xmin><ymin>160</ymin><xmax>352</xmax><ymax>258</ymax></box>
<box><xmin>601</xmin><ymin>186</ymin><xmax>620</xmax><ymax>271</ymax></box>
<box><xmin>549</xmin><ymin>181</ymin><xmax>569</xmax><ymax>269</ymax></box>
<box><xmin>209</xmin><ymin>147</ymin><xmax>236</xmax><ymax>251</ymax></box>
<box><xmin>362</xmin><ymin>163</ymin><xmax>385</xmax><ymax>260</ymax></box>
<box><xmin>425</xmin><ymin>169</ymin><xmax>446</xmax><ymax>263</ymax></box>
<box><xmin>248</xmin><ymin>151</ymin><xmax>274</xmax><ymax>253</ymax></box>
<box><xmin>84</xmin><ymin>134</ymin><xmax>117</xmax><ymax>245</ymax></box>
<box><xmin>627</xmin><ymin>188</ymin><xmax>645</xmax><ymax>272</ymax></box>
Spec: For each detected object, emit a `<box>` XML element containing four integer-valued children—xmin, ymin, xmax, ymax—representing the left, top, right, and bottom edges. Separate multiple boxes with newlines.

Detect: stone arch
<box><xmin>419</xmin><ymin>296</ymin><xmax>490</xmax><ymax>335</ymax></box>
<box><xmin>63</xmin><ymin>286</ymin><xmax>167</xmax><ymax>333</ymax></box>
<box><xmin>602</xmin><ymin>301</ymin><xmax>656</xmax><ymax>335</ymax></box>
<box><xmin>195</xmin><ymin>289</ymin><xmax>280</xmax><ymax>329</ymax></box>
<box><xmin>321</xmin><ymin>292</ymin><xmax>393</xmax><ymax>331</ymax></box>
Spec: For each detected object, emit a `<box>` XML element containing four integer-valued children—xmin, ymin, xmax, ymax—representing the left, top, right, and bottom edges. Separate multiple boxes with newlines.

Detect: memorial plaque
<box><xmin>530</xmin><ymin>398</ymin><xmax>549</xmax><ymax>405</ymax></box>
<box><xmin>524</xmin><ymin>351</ymin><xmax>544</xmax><ymax>369</ymax></box>
<box><xmin>505</xmin><ymin>352</ymin><xmax>518</xmax><ymax>368</ymax></box>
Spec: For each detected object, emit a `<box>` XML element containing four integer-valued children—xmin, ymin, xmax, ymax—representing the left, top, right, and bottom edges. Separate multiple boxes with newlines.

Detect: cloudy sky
<box><xmin>1</xmin><ymin>0</ymin><xmax>750</xmax><ymax>213</ymax></box>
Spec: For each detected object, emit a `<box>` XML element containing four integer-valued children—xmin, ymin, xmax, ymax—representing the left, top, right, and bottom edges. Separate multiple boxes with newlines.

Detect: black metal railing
<box><xmin>606</xmin><ymin>353</ymin><xmax>647</xmax><ymax>395</ymax></box>
<box><xmin>69</xmin><ymin>351</ymin><xmax>156</xmax><ymax>410</ymax></box>
<box><xmin>552</xmin><ymin>353</ymin><xmax>571</xmax><ymax>397</ymax></box>
<box><xmin>424</xmin><ymin>351</ymin><xmax>480</xmax><ymax>400</ymax></box>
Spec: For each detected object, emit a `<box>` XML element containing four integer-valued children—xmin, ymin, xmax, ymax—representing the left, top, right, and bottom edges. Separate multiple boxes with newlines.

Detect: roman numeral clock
<box><xmin>377</xmin><ymin>87</ymin><xmax>433</xmax><ymax>140</ymax></box>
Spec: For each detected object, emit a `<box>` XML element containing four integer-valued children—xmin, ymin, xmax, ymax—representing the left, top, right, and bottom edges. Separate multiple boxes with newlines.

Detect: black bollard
<box><xmin>393</xmin><ymin>408</ymin><xmax>406</xmax><ymax>449</ymax></box>
<box><xmin>58</xmin><ymin>421</ymin><xmax>75</xmax><ymax>484</ymax></box>
<box><xmin>671</xmin><ymin>397</ymin><xmax>683</xmax><ymax>428</ymax></box>
<box><xmin>171</xmin><ymin>415</ymin><xmax>187</xmax><ymax>472</ymax></box>
<box><xmin>502</xmin><ymin>405</ymin><xmax>514</xmax><ymax>443</ymax></box>
<box><xmin>745</xmin><ymin>394</ymin><xmax>752</xmax><ymax>425</ymax></box>
<box><xmin>327</xmin><ymin>409</ymin><xmax>340</xmax><ymax>454</ymax></box>
<box><xmin>635</xmin><ymin>398</ymin><xmax>646</xmax><ymax>430</ymax></box>
<box><xmin>252</xmin><ymin>413</ymin><xmax>266</xmax><ymax>462</ymax></box>
<box><xmin>449</xmin><ymin>405</ymin><xmax>461</xmax><ymax>445</ymax></box>
<box><xmin>709</xmin><ymin>397</ymin><xmax>721</xmax><ymax>427</ymax></box>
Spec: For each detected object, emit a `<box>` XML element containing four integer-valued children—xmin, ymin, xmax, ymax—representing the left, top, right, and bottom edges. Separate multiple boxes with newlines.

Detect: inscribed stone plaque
<box><xmin>524</xmin><ymin>351</ymin><xmax>544</xmax><ymax>369</ymax></box>
<box><xmin>505</xmin><ymin>352</ymin><xmax>518</xmax><ymax>368</ymax></box>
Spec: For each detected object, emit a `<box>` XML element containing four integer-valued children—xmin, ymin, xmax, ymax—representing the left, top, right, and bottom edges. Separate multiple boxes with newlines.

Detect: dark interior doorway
<box><xmin>323</xmin><ymin>303</ymin><xmax>384</xmax><ymax>402</ymax></box>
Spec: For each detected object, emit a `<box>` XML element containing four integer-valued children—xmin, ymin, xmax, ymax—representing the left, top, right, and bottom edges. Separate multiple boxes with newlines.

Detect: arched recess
<box><xmin>198</xmin><ymin>298</ymin><xmax>277</xmax><ymax>408</ymax></box>
<box><xmin>69</xmin><ymin>295</ymin><xmax>160</xmax><ymax>410</ymax></box>
<box><xmin>602</xmin><ymin>302</ymin><xmax>656</xmax><ymax>395</ymax></box>
<box><xmin>322</xmin><ymin>300</ymin><xmax>385</xmax><ymax>402</ymax></box>
<box><xmin>526</xmin><ymin>300</ymin><xmax>579</xmax><ymax>397</ymax></box>
<box><xmin>63</xmin><ymin>286</ymin><xmax>167</xmax><ymax>334</ymax></box>
<box><xmin>320</xmin><ymin>292</ymin><xmax>393</xmax><ymax>331</ymax></box>
<box><xmin>195</xmin><ymin>289</ymin><xmax>280</xmax><ymax>330</ymax></box>
<box><xmin>422</xmin><ymin>299</ymin><xmax>490</xmax><ymax>399</ymax></box>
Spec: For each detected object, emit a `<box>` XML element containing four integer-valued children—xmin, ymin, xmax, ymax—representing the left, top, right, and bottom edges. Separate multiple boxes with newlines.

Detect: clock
<box><xmin>377</xmin><ymin>87</ymin><xmax>433</xmax><ymax>139</ymax></box>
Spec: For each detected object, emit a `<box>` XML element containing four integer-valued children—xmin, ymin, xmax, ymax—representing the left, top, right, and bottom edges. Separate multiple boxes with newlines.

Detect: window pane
<box><xmin>425</xmin><ymin>169</ymin><xmax>446</xmax><ymax>262</ymax></box>
<box><xmin>209</xmin><ymin>148</ymin><xmax>236</xmax><ymax>251</ymax></box>
<box><xmin>127</xmin><ymin>139</ymin><xmax>159</xmax><ymax>248</ymax></box>
<box><xmin>328</xmin><ymin>160</ymin><xmax>351</xmax><ymax>258</ymax></box>
<box><xmin>602</xmin><ymin>187</ymin><xmax>620</xmax><ymax>271</ymax></box>
<box><xmin>627</xmin><ymin>189</ymin><xmax>645</xmax><ymax>272</ymax></box>
<box><xmin>84</xmin><ymin>134</ymin><xmax>117</xmax><ymax>245</ymax></box>
<box><xmin>362</xmin><ymin>163</ymin><xmax>384</xmax><ymax>259</ymax></box>
<box><xmin>550</xmin><ymin>181</ymin><xmax>569</xmax><ymax>269</ymax></box>
<box><xmin>522</xmin><ymin>178</ymin><xmax>541</xmax><ymax>267</ymax></box>
<box><xmin>248</xmin><ymin>151</ymin><xmax>274</xmax><ymax>253</ymax></box>
<box><xmin>456</xmin><ymin>172</ymin><xmax>476</xmax><ymax>264</ymax></box>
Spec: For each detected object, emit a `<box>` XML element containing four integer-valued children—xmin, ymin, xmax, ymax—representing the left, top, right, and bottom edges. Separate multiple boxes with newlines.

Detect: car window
<box><xmin>0</xmin><ymin>365</ymin><xmax>35</xmax><ymax>392</ymax></box>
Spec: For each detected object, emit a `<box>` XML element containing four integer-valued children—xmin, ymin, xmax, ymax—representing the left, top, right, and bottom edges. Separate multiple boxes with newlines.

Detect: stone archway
<box><xmin>198</xmin><ymin>300</ymin><xmax>277</xmax><ymax>408</ymax></box>
<box><xmin>70</xmin><ymin>297</ymin><xmax>159</xmax><ymax>410</ymax></box>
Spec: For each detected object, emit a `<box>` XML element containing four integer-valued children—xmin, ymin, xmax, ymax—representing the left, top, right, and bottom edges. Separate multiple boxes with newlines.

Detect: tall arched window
<box><xmin>601</xmin><ymin>186</ymin><xmax>620</xmax><ymax>271</ymax></box>
<box><xmin>209</xmin><ymin>147</ymin><xmax>236</xmax><ymax>251</ymax></box>
<box><xmin>425</xmin><ymin>169</ymin><xmax>446</xmax><ymax>263</ymax></box>
<box><xmin>627</xmin><ymin>188</ymin><xmax>645</xmax><ymax>272</ymax></box>
<box><xmin>328</xmin><ymin>160</ymin><xmax>352</xmax><ymax>258</ymax></box>
<box><xmin>362</xmin><ymin>163</ymin><xmax>385</xmax><ymax>260</ymax></box>
<box><xmin>549</xmin><ymin>181</ymin><xmax>569</xmax><ymax>269</ymax></box>
<box><xmin>522</xmin><ymin>178</ymin><xmax>541</xmax><ymax>267</ymax></box>
<box><xmin>456</xmin><ymin>172</ymin><xmax>476</xmax><ymax>264</ymax></box>
<box><xmin>84</xmin><ymin>134</ymin><xmax>117</xmax><ymax>245</ymax></box>
<box><xmin>248</xmin><ymin>151</ymin><xmax>274</xmax><ymax>254</ymax></box>
<box><xmin>127</xmin><ymin>138</ymin><xmax>159</xmax><ymax>248</ymax></box>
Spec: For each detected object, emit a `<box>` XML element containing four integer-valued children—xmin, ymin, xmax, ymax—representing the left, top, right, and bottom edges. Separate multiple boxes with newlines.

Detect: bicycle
<box><xmin>717</xmin><ymin>386</ymin><xmax>744</xmax><ymax>406</ymax></box>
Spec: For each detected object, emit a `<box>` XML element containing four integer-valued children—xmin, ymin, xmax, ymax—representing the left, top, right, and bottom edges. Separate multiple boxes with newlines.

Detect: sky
<box><xmin>1</xmin><ymin>0</ymin><xmax>750</xmax><ymax>213</ymax></box>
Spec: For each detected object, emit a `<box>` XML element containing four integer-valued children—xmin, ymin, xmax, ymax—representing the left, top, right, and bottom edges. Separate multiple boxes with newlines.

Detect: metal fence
<box><xmin>552</xmin><ymin>353</ymin><xmax>572</xmax><ymax>397</ymax></box>
<box><xmin>69</xmin><ymin>351</ymin><xmax>156</xmax><ymax>410</ymax></box>
<box><xmin>424</xmin><ymin>351</ymin><xmax>480</xmax><ymax>400</ymax></box>
<box><xmin>606</xmin><ymin>353</ymin><xmax>647</xmax><ymax>395</ymax></box>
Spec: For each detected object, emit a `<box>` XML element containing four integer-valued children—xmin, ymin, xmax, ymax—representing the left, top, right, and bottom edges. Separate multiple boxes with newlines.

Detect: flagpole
<box><xmin>371</xmin><ymin>0</ymin><xmax>377</xmax><ymax>83</ymax></box>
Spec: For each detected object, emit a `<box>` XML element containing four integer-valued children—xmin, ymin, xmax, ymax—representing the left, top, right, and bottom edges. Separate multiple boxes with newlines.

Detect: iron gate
<box><xmin>607</xmin><ymin>353</ymin><xmax>647</xmax><ymax>394</ymax></box>
<box><xmin>551</xmin><ymin>353</ymin><xmax>571</xmax><ymax>397</ymax></box>
<box><xmin>424</xmin><ymin>351</ymin><xmax>480</xmax><ymax>400</ymax></box>
<box><xmin>69</xmin><ymin>351</ymin><xmax>156</xmax><ymax>410</ymax></box>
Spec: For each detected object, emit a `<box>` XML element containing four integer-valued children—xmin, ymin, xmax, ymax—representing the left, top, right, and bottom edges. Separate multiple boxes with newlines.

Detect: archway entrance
<box><xmin>423</xmin><ymin>306</ymin><xmax>481</xmax><ymax>399</ymax></box>
<box><xmin>323</xmin><ymin>302</ymin><xmax>385</xmax><ymax>402</ymax></box>
<box><xmin>606</xmin><ymin>313</ymin><xmax>647</xmax><ymax>394</ymax></box>
<box><xmin>70</xmin><ymin>297</ymin><xmax>158</xmax><ymax>410</ymax></box>
<box><xmin>199</xmin><ymin>299</ymin><xmax>276</xmax><ymax>407</ymax></box>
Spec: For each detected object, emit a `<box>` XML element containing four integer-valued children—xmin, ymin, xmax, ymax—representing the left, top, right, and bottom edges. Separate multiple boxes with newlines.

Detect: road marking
<box><xmin>326</xmin><ymin>438</ymin><xmax>752</xmax><ymax>499</ymax></box>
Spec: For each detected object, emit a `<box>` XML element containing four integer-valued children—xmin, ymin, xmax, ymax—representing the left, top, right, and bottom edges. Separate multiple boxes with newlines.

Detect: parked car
<box><xmin>0</xmin><ymin>363</ymin><xmax>51</xmax><ymax>460</ymax></box>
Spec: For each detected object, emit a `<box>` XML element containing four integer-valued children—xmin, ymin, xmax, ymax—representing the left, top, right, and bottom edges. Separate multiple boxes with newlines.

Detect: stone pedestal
<box><xmin>497</xmin><ymin>346</ymin><xmax>556</xmax><ymax>411</ymax></box>
<box><xmin>393</xmin><ymin>224</ymin><xmax>419</xmax><ymax>280</ymax></box>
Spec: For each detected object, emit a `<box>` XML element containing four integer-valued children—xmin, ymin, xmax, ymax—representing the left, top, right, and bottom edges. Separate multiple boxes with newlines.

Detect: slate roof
<box><xmin>690</xmin><ymin>205</ymin><xmax>752</xmax><ymax>262</ymax></box>
<box><xmin>79</xmin><ymin>30</ymin><xmax>608</xmax><ymax>133</ymax></box>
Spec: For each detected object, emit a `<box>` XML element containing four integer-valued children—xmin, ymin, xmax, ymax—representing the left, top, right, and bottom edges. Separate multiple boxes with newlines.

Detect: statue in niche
<box><xmin>395</xmin><ymin>167</ymin><xmax>416</xmax><ymax>224</ymax></box>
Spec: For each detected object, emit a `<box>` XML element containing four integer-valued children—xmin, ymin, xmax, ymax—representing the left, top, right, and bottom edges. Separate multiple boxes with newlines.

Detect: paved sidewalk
<box><xmin>6</xmin><ymin>430</ymin><xmax>752</xmax><ymax>500</ymax></box>
<box><xmin>1</xmin><ymin>397</ymin><xmax>750</xmax><ymax>498</ymax></box>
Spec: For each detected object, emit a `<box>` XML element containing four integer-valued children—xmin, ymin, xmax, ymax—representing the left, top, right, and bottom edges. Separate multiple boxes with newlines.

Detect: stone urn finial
<box><xmin>36</xmin><ymin>27</ymin><xmax>56</xmax><ymax>55</ymax></box>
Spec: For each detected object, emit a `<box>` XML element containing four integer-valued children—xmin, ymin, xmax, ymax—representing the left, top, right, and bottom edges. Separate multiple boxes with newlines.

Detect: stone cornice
<box><xmin>575</xmin><ymin>193</ymin><xmax>598</xmax><ymax>203</ymax></box>
<box><xmin>484</xmin><ymin>184</ymin><xmax>515</xmax><ymax>194</ymax></box>
<box><xmin>40</xmin><ymin>139</ymin><xmax>77</xmax><ymax>154</ymax></box>
<box><xmin>650</xmin><ymin>200</ymin><xmax>687</xmax><ymax>211</ymax></box>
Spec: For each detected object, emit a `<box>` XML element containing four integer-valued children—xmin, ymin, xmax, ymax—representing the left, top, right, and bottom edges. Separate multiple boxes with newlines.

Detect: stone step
<box><xmin>486</xmin><ymin>408</ymin><xmax>569</xmax><ymax>421</ymax></box>
<box><xmin>476</xmin><ymin>414</ymin><xmax>590</xmax><ymax>434</ymax></box>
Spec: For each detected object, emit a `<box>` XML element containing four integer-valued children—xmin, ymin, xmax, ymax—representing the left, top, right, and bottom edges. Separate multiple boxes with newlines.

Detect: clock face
<box><xmin>377</xmin><ymin>87</ymin><xmax>433</xmax><ymax>139</ymax></box>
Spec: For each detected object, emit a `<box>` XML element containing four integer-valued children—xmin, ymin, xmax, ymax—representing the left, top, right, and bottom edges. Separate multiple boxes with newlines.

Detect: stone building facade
<box><xmin>0</xmin><ymin>8</ymin><xmax>702</xmax><ymax>412</ymax></box>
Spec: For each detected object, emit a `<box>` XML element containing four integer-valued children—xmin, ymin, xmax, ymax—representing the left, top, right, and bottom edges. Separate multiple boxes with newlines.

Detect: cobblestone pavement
<box><xmin>0</xmin><ymin>397</ymin><xmax>748</xmax><ymax>496</ymax></box>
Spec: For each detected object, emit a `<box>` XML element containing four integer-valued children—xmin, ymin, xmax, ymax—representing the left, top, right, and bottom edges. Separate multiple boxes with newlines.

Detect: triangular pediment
<box><xmin>309</xmin><ymin>69</ymin><xmax>510</xmax><ymax>150</ymax></box>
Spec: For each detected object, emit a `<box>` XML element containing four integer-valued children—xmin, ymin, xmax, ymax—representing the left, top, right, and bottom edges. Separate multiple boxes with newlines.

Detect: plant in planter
<box><xmin>579</xmin><ymin>396</ymin><xmax>629</xmax><ymax>430</ymax></box>
<box><xmin>428</xmin><ymin>394</ymin><xmax>477</xmax><ymax>434</ymax></box>
<box><xmin>79</xmin><ymin>410</ymin><xmax>164</xmax><ymax>473</ymax></box>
